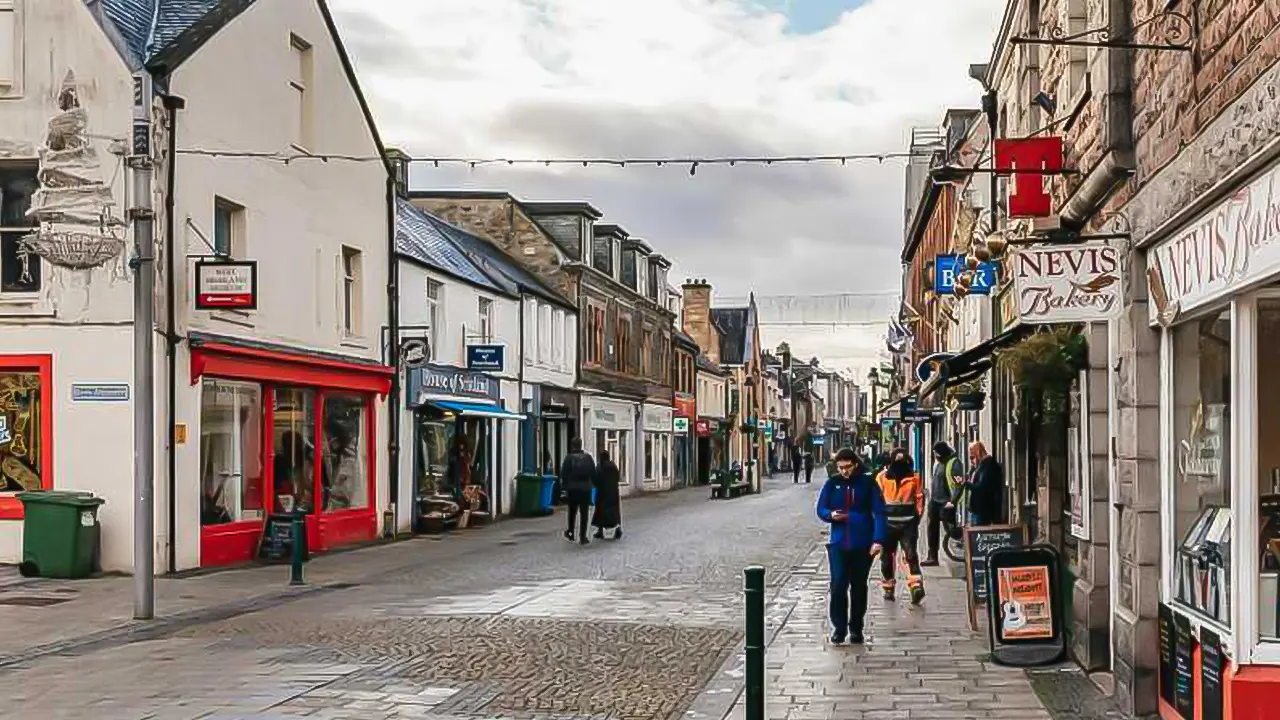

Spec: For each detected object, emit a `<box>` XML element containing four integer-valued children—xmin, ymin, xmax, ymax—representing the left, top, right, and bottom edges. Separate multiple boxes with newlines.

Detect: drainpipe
<box><xmin>386</xmin><ymin>175</ymin><xmax>401</xmax><ymax>535</ymax></box>
<box><xmin>161</xmin><ymin>91</ymin><xmax>185</xmax><ymax>575</ymax></box>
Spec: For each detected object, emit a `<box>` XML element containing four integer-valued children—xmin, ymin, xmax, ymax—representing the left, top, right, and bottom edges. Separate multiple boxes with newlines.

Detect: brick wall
<box><xmin>681</xmin><ymin>282</ymin><xmax>717</xmax><ymax>365</ymax></box>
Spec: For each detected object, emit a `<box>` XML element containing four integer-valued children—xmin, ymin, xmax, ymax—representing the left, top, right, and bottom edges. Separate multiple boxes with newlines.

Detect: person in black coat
<box><xmin>960</xmin><ymin>441</ymin><xmax>1005</xmax><ymax>526</ymax></box>
<box><xmin>560</xmin><ymin>438</ymin><xmax>596</xmax><ymax>544</ymax></box>
<box><xmin>591</xmin><ymin>450</ymin><xmax>623</xmax><ymax>540</ymax></box>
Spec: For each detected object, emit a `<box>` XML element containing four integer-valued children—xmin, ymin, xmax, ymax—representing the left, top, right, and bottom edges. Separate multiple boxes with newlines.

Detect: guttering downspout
<box><xmin>161</xmin><ymin>90</ymin><xmax>185</xmax><ymax>575</ymax></box>
<box><xmin>387</xmin><ymin>176</ymin><xmax>401</xmax><ymax>535</ymax></box>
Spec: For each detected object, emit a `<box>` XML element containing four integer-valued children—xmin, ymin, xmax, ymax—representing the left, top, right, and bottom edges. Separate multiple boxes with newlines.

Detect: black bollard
<box><xmin>289</xmin><ymin>513</ymin><xmax>305</xmax><ymax>586</ymax></box>
<box><xmin>744</xmin><ymin>565</ymin><xmax>765</xmax><ymax>720</ymax></box>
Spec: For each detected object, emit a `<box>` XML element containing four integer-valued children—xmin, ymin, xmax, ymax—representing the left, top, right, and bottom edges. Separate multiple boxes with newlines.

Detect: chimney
<box><xmin>682</xmin><ymin>278</ymin><xmax>717</xmax><ymax>364</ymax></box>
<box><xmin>385</xmin><ymin>147</ymin><xmax>411</xmax><ymax>198</ymax></box>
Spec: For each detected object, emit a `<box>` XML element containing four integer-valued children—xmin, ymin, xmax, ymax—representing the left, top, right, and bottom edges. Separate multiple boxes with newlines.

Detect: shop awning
<box><xmin>918</xmin><ymin>324</ymin><xmax>1036</xmax><ymax>401</ymax></box>
<box><xmin>428</xmin><ymin>399</ymin><xmax>526</xmax><ymax>421</ymax></box>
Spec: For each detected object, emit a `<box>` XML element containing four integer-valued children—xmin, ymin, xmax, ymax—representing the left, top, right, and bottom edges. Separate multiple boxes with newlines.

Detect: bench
<box><xmin>711</xmin><ymin>480</ymin><xmax>751</xmax><ymax>499</ymax></box>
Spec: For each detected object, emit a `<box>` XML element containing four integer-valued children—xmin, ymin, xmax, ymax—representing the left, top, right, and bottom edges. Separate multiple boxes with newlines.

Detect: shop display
<box><xmin>1174</xmin><ymin>505</ymin><xmax>1231</xmax><ymax>624</ymax></box>
<box><xmin>0</xmin><ymin>371</ymin><xmax>42</xmax><ymax>493</ymax></box>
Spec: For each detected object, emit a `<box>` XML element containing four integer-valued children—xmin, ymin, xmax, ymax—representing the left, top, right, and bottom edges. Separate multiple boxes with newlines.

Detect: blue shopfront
<box><xmin>407</xmin><ymin>363</ymin><xmax>523</xmax><ymax>533</ymax></box>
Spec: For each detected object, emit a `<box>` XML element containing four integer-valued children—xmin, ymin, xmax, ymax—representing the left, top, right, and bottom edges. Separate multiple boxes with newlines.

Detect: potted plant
<box><xmin>993</xmin><ymin>327</ymin><xmax>1088</xmax><ymax>414</ymax></box>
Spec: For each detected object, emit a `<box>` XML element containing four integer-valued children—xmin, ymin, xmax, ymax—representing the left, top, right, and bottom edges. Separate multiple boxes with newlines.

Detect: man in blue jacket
<box><xmin>816</xmin><ymin>447</ymin><xmax>887</xmax><ymax>644</ymax></box>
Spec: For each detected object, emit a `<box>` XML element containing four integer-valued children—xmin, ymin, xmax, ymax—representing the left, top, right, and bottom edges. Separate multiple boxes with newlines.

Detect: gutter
<box><xmin>386</xmin><ymin>175</ymin><xmax>401</xmax><ymax>535</ymax></box>
<box><xmin>161</xmin><ymin>90</ymin><xmax>185</xmax><ymax>575</ymax></box>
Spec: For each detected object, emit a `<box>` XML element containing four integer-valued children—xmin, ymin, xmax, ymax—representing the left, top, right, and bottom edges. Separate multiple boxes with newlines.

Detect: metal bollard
<box><xmin>290</xmin><ymin>513</ymin><xmax>305</xmax><ymax>586</ymax></box>
<box><xmin>744</xmin><ymin>565</ymin><xmax>765</xmax><ymax>720</ymax></box>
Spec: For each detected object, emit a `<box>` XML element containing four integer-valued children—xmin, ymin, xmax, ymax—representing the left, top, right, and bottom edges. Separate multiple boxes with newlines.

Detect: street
<box><xmin>0</xmin><ymin>483</ymin><xmax>1113</xmax><ymax>720</ymax></box>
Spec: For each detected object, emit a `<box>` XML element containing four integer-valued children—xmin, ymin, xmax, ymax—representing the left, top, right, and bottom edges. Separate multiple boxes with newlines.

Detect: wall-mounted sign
<box><xmin>934</xmin><ymin>254</ymin><xmax>999</xmax><ymax>295</ymax></box>
<box><xmin>1147</xmin><ymin>158</ymin><xmax>1280</xmax><ymax>325</ymax></box>
<box><xmin>695</xmin><ymin>419</ymin><xmax>712</xmax><ymax>437</ymax></box>
<box><xmin>408</xmin><ymin>363</ymin><xmax>498</xmax><ymax>404</ymax></box>
<box><xmin>194</xmin><ymin>260</ymin><xmax>257</xmax><ymax>310</ymax></box>
<box><xmin>995</xmin><ymin>136</ymin><xmax>1063</xmax><ymax>218</ymax></box>
<box><xmin>401</xmin><ymin>338</ymin><xmax>430</xmax><ymax>369</ymax></box>
<box><xmin>996</xmin><ymin>281</ymin><xmax>1020</xmax><ymax>333</ymax></box>
<box><xmin>71</xmin><ymin>383</ymin><xmax>131</xmax><ymax>402</ymax></box>
<box><xmin>673</xmin><ymin>395</ymin><xmax>696</xmax><ymax>418</ymax></box>
<box><xmin>589</xmin><ymin>398</ymin><xmax>634</xmax><ymax>431</ymax></box>
<box><xmin>643</xmin><ymin>404</ymin><xmax>673</xmax><ymax>433</ymax></box>
<box><xmin>467</xmin><ymin>344</ymin><xmax>505</xmax><ymax>372</ymax></box>
<box><xmin>674</xmin><ymin>417</ymin><xmax>690</xmax><ymax>433</ymax></box>
<box><xmin>1011</xmin><ymin>242</ymin><xmax>1123</xmax><ymax>324</ymax></box>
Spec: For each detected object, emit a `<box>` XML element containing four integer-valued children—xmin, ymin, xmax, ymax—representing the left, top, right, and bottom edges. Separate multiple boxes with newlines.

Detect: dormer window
<box><xmin>592</xmin><ymin>234</ymin><xmax>613</xmax><ymax>276</ymax></box>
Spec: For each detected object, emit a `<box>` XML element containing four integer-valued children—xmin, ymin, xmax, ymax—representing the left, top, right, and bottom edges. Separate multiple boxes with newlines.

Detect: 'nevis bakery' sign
<box><xmin>1011</xmin><ymin>242</ymin><xmax>1123</xmax><ymax>324</ymax></box>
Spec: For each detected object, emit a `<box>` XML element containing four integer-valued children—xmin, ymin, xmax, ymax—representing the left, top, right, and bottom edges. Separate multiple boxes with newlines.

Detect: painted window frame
<box><xmin>0</xmin><ymin>353</ymin><xmax>52</xmax><ymax>520</ymax></box>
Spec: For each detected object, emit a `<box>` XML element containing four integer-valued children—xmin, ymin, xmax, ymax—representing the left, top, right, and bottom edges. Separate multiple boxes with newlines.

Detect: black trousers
<box><xmin>792</xmin><ymin>460</ymin><xmax>802</xmax><ymax>483</ymax></box>
<box><xmin>804</xmin><ymin>457</ymin><xmax>814</xmax><ymax>483</ymax></box>
<box><xmin>565</xmin><ymin>489</ymin><xmax>591</xmax><ymax>539</ymax></box>
<box><xmin>926</xmin><ymin>502</ymin><xmax>948</xmax><ymax>558</ymax></box>
<box><xmin>827</xmin><ymin>545</ymin><xmax>874</xmax><ymax>636</ymax></box>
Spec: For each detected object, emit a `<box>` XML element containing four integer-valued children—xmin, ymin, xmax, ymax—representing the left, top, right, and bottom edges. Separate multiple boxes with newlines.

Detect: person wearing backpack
<box><xmin>923</xmin><ymin>441</ymin><xmax>964</xmax><ymax>566</ymax></box>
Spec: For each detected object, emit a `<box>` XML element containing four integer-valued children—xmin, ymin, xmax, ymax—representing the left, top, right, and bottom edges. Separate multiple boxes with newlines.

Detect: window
<box><xmin>615</xmin><ymin>317</ymin><xmax>632</xmax><ymax>374</ymax></box>
<box><xmin>586</xmin><ymin>304</ymin><xmax>606</xmax><ymax>366</ymax></box>
<box><xmin>661</xmin><ymin>435</ymin><xmax>670</xmax><ymax>479</ymax></box>
<box><xmin>1171</xmin><ymin>309</ymin><xmax>1232</xmax><ymax>626</ymax></box>
<box><xmin>553</xmin><ymin>308</ymin><xmax>565</xmax><ymax>366</ymax></box>
<box><xmin>642</xmin><ymin>329</ymin><xmax>654</xmax><ymax>377</ymax></box>
<box><xmin>538</xmin><ymin>303</ymin><xmax>552</xmax><ymax>364</ymax></box>
<box><xmin>0</xmin><ymin>365</ymin><xmax>47</xmax><ymax>510</ymax></box>
<box><xmin>341</xmin><ymin>247</ymin><xmax>362</xmax><ymax>336</ymax></box>
<box><xmin>0</xmin><ymin>0</ymin><xmax>20</xmax><ymax>92</ymax></box>
<box><xmin>426</xmin><ymin>279</ymin><xmax>443</xmax><ymax>361</ymax></box>
<box><xmin>636</xmin><ymin>258</ymin><xmax>647</xmax><ymax>297</ymax></box>
<box><xmin>1258</xmin><ymin>300</ymin><xmax>1280</xmax><ymax>640</ymax></box>
<box><xmin>321</xmin><ymin>392</ymin><xmax>368</xmax><ymax>511</ymax></box>
<box><xmin>1067</xmin><ymin>370</ymin><xmax>1091</xmax><ymax>540</ymax></box>
<box><xmin>645</xmin><ymin>433</ymin><xmax>654</xmax><ymax>478</ymax></box>
<box><xmin>213</xmin><ymin>197</ymin><xmax>243</xmax><ymax>258</ymax></box>
<box><xmin>199</xmin><ymin>380</ymin><xmax>264</xmax><ymax>525</ymax></box>
<box><xmin>289</xmin><ymin>34</ymin><xmax>314</xmax><ymax>149</ymax></box>
<box><xmin>1061</xmin><ymin>0</ymin><xmax>1088</xmax><ymax>103</ymax></box>
<box><xmin>478</xmin><ymin>296</ymin><xmax>493</xmax><ymax>343</ymax></box>
<box><xmin>272</xmin><ymin>387</ymin><xmax>316</xmax><ymax>513</ymax></box>
<box><xmin>592</xmin><ymin>236</ymin><xmax>613</xmax><ymax>276</ymax></box>
<box><xmin>0</xmin><ymin>164</ymin><xmax>40</xmax><ymax>293</ymax></box>
<box><xmin>523</xmin><ymin>298</ymin><xmax>536</xmax><ymax>360</ymax></box>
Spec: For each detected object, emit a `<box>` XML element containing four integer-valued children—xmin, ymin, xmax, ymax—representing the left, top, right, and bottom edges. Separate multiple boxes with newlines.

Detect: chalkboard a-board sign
<box><xmin>1158</xmin><ymin>603</ymin><xmax>1175</xmax><ymax>706</ymax></box>
<box><xmin>1173</xmin><ymin>612</ymin><xmax>1196</xmax><ymax>718</ymax></box>
<box><xmin>257</xmin><ymin>512</ymin><xmax>310</xmax><ymax>563</ymax></box>
<box><xmin>1200</xmin><ymin>626</ymin><xmax>1223</xmax><ymax>720</ymax></box>
<box><xmin>963</xmin><ymin>524</ymin><xmax>1027</xmax><ymax>630</ymax></box>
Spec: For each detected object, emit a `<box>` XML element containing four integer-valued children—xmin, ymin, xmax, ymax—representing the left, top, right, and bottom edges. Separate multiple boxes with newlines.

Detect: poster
<box><xmin>996</xmin><ymin>565</ymin><xmax>1053</xmax><ymax>640</ymax></box>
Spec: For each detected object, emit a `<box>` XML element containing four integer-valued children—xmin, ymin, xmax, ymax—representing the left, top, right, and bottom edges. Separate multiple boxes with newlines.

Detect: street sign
<box><xmin>71</xmin><ymin>383</ymin><xmax>131</xmax><ymax>402</ymax></box>
<box><xmin>401</xmin><ymin>338</ymin><xmax>430</xmax><ymax>369</ymax></box>
<box><xmin>467</xmin><ymin>344</ymin><xmax>505</xmax><ymax>372</ymax></box>
<box><xmin>674</xmin><ymin>417</ymin><xmax>690</xmax><ymax>433</ymax></box>
<box><xmin>935</xmin><ymin>254</ymin><xmax>998</xmax><ymax>295</ymax></box>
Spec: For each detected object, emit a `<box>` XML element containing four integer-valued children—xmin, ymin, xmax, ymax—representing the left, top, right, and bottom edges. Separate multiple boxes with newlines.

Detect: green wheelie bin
<box><xmin>16</xmin><ymin>490</ymin><xmax>105</xmax><ymax>579</ymax></box>
<box><xmin>514</xmin><ymin>473</ymin><xmax>544</xmax><ymax>517</ymax></box>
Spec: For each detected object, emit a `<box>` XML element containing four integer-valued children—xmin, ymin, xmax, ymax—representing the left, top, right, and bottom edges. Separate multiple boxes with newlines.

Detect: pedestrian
<box><xmin>560</xmin><ymin>437</ymin><xmax>596</xmax><ymax>545</ymax></box>
<box><xmin>876</xmin><ymin>448</ymin><xmax>925</xmax><ymax>604</ymax></box>
<box><xmin>957</xmin><ymin>440</ymin><xmax>1004</xmax><ymax>527</ymax></box>
<box><xmin>923</xmin><ymin>441</ymin><xmax>963</xmax><ymax>566</ymax></box>
<box><xmin>816</xmin><ymin>447</ymin><xmax>886</xmax><ymax>645</ymax></box>
<box><xmin>591</xmin><ymin>450</ymin><xmax>623</xmax><ymax>540</ymax></box>
<box><xmin>803</xmin><ymin>448</ymin><xmax>815</xmax><ymax>484</ymax></box>
<box><xmin>790</xmin><ymin>442</ymin><xmax>803</xmax><ymax>484</ymax></box>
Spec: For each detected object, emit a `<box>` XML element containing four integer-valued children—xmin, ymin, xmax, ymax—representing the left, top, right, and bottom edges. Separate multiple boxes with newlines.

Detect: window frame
<box><xmin>0</xmin><ymin>0</ymin><xmax>23</xmax><ymax>96</ymax></box>
<box><xmin>426</xmin><ymin>279</ymin><xmax>443</xmax><ymax>361</ymax></box>
<box><xmin>0</xmin><ymin>161</ymin><xmax>41</xmax><ymax>295</ymax></box>
<box><xmin>477</xmin><ymin>296</ymin><xmax>493</xmax><ymax>344</ymax></box>
<box><xmin>212</xmin><ymin>196</ymin><xmax>243</xmax><ymax>259</ymax></box>
<box><xmin>0</xmin><ymin>353</ymin><xmax>53</xmax><ymax>520</ymax></box>
<box><xmin>288</xmin><ymin>33</ymin><xmax>314</xmax><ymax>150</ymax></box>
<box><xmin>340</xmin><ymin>246</ymin><xmax>362</xmax><ymax>337</ymax></box>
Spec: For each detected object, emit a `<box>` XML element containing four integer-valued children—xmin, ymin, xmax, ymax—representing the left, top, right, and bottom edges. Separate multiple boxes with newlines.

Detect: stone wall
<box><xmin>682</xmin><ymin>282</ymin><xmax>717</xmax><ymax>365</ymax></box>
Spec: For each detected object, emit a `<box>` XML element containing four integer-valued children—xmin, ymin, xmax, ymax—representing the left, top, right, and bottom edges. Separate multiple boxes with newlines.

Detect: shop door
<box><xmin>697</xmin><ymin>436</ymin><xmax>711</xmax><ymax>484</ymax></box>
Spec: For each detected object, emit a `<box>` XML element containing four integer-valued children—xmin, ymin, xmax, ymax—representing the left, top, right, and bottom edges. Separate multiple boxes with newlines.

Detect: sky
<box><xmin>328</xmin><ymin>0</ymin><xmax>1005</xmax><ymax>371</ymax></box>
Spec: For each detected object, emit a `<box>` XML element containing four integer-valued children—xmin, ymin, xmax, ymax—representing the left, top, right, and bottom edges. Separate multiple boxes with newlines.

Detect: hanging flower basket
<box><xmin>740</xmin><ymin>423</ymin><xmax>758</xmax><ymax>434</ymax></box>
<box><xmin>21</xmin><ymin>226</ymin><xmax>124</xmax><ymax>270</ymax></box>
<box><xmin>994</xmin><ymin>327</ymin><xmax>1087</xmax><ymax>413</ymax></box>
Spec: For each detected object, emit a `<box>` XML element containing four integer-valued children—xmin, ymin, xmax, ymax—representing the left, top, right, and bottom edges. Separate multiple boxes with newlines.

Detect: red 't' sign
<box><xmin>995</xmin><ymin>137</ymin><xmax>1064</xmax><ymax>218</ymax></box>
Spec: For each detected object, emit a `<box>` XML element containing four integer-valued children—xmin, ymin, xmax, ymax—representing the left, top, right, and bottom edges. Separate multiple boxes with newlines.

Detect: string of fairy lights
<box><xmin>172</xmin><ymin>147</ymin><xmax>934</xmax><ymax>174</ymax></box>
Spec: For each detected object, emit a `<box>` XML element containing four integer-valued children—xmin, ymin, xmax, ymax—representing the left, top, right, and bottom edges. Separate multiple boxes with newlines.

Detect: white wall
<box><xmin>522</xmin><ymin>297</ymin><xmax>576</xmax><ymax>389</ymax></box>
<box><xmin>697</xmin><ymin>372</ymin><xmax>727</xmax><ymax>419</ymax></box>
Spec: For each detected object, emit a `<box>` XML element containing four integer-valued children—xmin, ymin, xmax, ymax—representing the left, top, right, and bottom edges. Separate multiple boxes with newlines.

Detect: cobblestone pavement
<box><xmin>0</xmin><ymin>480</ymin><xmax>825</xmax><ymax>720</ymax></box>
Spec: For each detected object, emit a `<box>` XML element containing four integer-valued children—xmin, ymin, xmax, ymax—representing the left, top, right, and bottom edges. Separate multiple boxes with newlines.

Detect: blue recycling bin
<box><xmin>539</xmin><ymin>474</ymin><xmax>557</xmax><ymax>513</ymax></box>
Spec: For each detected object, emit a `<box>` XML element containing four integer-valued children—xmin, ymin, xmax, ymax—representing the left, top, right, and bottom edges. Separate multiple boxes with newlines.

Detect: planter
<box><xmin>954</xmin><ymin>391</ymin><xmax>986</xmax><ymax>411</ymax></box>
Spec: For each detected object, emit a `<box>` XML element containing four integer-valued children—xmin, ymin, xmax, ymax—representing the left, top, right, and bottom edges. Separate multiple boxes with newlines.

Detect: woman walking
<box><xmin>592</xmin><ymin>450</ymin><xmax>623</xmax><ymax>540</ymax></box>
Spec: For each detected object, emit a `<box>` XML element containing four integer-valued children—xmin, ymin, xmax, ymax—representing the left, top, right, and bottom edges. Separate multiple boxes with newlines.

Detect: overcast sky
<box><xmin>329</xmin><ymin>0</ymin><xmax>1004</xmax><ymax>303</ymax></box>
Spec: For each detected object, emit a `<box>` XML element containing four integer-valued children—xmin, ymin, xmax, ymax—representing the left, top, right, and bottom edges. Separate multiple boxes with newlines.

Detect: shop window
<box><xmin>1067</xmin><ymin>370</ymin><xmax>1090</xmax><ymax>540</ymax></box>
<box><xmin>321</xmin><ymin>393</ymin><xmax>368</xmax><ymax>511</ymax></box>
<box><xmin>0</xmin><ymin>164</ymin><xmax>40</xmax><ymax>294</ymax></box>
<box><xmin>1258</xmin><ymin>300</ymin><xmax>1280</xmax><ymax>640</ymax></box>
<box><xmin>0</xmin><ymin>367</ymin><xmax>45</xmax><ymax>497</ymax></box>
<box><xmin>213</xmin><ymin>197</ymin><xmax>244</xmax><ymax>258</ymax></box>
<box><xmin>661</xmin><ymin>435</ymin><xmax>670</xmax><ymax>479</ymax></box>
<box><xmin>1172</xmin><ymin>309</ymin><xmax>1232</xmax><ymax>627</ymax></box>
<box><xmin>645</xmin><ymin>433</ymin><xmax>654</xmax><ymax>478</ymax></box>
<box><xmin>199</xmin><ymin>380</ymin><xmax>264</xmax><ymax>525</ymax></box>
<box><xmin>416</xmin><ymin>411</ymin><xmax>452</xmax><ymax>497</ymax></box>
<box><xmin>272</xmin><ymin>387</ymin><xmax>316</xmax><ymax>513</ymax></box>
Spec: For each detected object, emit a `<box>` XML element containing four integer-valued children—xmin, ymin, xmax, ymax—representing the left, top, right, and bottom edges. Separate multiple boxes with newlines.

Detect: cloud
<box><xmin>328</xmin><ymin>0</ymin><xmax>1003</xmax><ymax>364</ymax></box>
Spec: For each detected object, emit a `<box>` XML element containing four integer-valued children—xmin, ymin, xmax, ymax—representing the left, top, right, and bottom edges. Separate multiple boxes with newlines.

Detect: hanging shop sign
<box><xmin>674</xmin><ymin>417</ymin><xmax>690</xmax><ymax>433</ymax></box>
<box><xmin>934</xmin><ymin>254</ymin><xmax>999</xmax><ymax>295</ymax></box>
<box><xmin>643</xmin><ymin>403</ymin><xmax>674</xmax><ymax>433</ymax></box>
<box><xmin>995</xmin><ymin>137</ymin><xmax>1063</xmax><ymax>218</ymax></box>
<box><xmin>1147</xmin><ymin>159</ymin><xmax>1280</xmax><ymax>325</ymax></box>
<box><xmin>915</xmin><ymin>352</ymin><xmax>955</xmax><ymax>384</ymax></box>
<box><xmin>194</xmin><ymin>260</ymin><xmax>258</xmax><ymax>310</ymax></box>
<box><xmin>408</xmin><ymin>363</ymin><xmax>498</xmax><ymax>403</ymax></box>
<box><xmin>539</xmin><ymin>385</ymin><xmax>579</xmax><ymax>419</ymax></box>
<box><xmin>466</xmin><ymin>344</ymin><xmax>505</xmax><ymax>372</ymax></box>
<box><xmin>695</xmin><ymin>419</ymin><xmax>713</xmax><ymax>437</ymax></box>
<box><xmin>1010</xmin><ymin>242</ymin><xmax>1123</xmax><ymax>324</ymax></box>
<box><xmin>401</xmin><ymin>338</ymin><xmax>430</xmax><ymax>370</ymax></box>
<box><xmin>673</xmin><ymin>395</ymin><xmax>696</xmax><ymax>418</ymax></box>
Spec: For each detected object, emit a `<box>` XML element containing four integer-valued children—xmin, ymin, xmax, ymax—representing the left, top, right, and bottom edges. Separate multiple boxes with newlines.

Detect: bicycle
<box><xmin>941</xmin><ymin>496</ymin><xmax>968</xmax><ymax>562</ymax></box>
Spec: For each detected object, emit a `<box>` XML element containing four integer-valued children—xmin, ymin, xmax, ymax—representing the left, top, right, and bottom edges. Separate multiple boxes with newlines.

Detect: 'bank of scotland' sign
<box><xmin>934</xmin><ymin>254</ymin><xmax>999</xmax><ymax>295</ymax></box>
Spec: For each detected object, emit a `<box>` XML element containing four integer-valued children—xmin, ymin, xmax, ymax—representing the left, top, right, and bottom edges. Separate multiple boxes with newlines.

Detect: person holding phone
<box><xmin>816</xmin><ymin>447</ymin><xmax>887</xmax><ymax>645</ymax></box>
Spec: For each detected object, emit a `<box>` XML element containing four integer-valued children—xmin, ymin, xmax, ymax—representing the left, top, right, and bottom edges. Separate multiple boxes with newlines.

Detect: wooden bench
<box><xmin>711</xmin><ymin>480</ymin><xmax>751</xmax><ymax>499</ymax></box>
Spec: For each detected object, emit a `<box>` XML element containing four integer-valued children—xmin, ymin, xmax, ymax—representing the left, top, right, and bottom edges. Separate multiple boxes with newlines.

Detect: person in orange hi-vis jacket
<box><xmin>875</xmin><ymin>447</ymin><xmax>926</xmax><ymax>605</ymax></box>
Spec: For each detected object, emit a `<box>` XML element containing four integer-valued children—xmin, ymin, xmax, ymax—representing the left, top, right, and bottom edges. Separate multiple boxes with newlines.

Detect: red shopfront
<box><xmin>190</xmin><ymin>338</ymin><xmax>392</xmax><ymax>567</ymax></box>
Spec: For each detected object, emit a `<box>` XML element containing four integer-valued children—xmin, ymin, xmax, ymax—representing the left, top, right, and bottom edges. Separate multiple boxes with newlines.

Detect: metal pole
<box><xmin>129</xmin><ymin>71</ymin><xmax>156</xmax><ymax>620</ymax></box>
<box><xmin>744</xmin><ymin>565</ymin><xmax>765</xmax><ymax>720</ymax></box>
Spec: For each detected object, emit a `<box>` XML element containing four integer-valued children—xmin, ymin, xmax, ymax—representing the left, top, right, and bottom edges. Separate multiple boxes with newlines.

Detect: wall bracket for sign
<box><xmin>1008</xmin><ymin>10</ymin><xmax>1194</xmax><ymax>52</ymax></box>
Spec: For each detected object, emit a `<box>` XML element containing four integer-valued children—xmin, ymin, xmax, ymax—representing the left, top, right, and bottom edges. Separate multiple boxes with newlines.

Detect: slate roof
<box><xmin>423</xmin><ymin>212</ymin><xmax>575</xmax><ymax>310</ymax></box>
<box><xmin>696</xmin><ymin>354</ymin><xmax>727</xmax><ymax>376</ymax></box>
<box><xmin>395</xmin><ymin>198</ymin><xmax>504</xmax><ymax>294</ymax></box>
<box><xmin>711</xmin><ymin>308</ymin><xmax>749</xmax><ymax>365</ymax></box>
<box><xmin>96</xmin><ymin>0</ymin><xmax>256</xmax><ymax>69</ymax></box>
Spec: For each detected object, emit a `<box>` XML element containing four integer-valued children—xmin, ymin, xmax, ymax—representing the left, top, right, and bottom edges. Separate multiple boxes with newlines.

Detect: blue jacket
<box><xmin>817</xmin><ymin>471</ymin><xmax>888</xmax><ymax>551</ymax></box>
